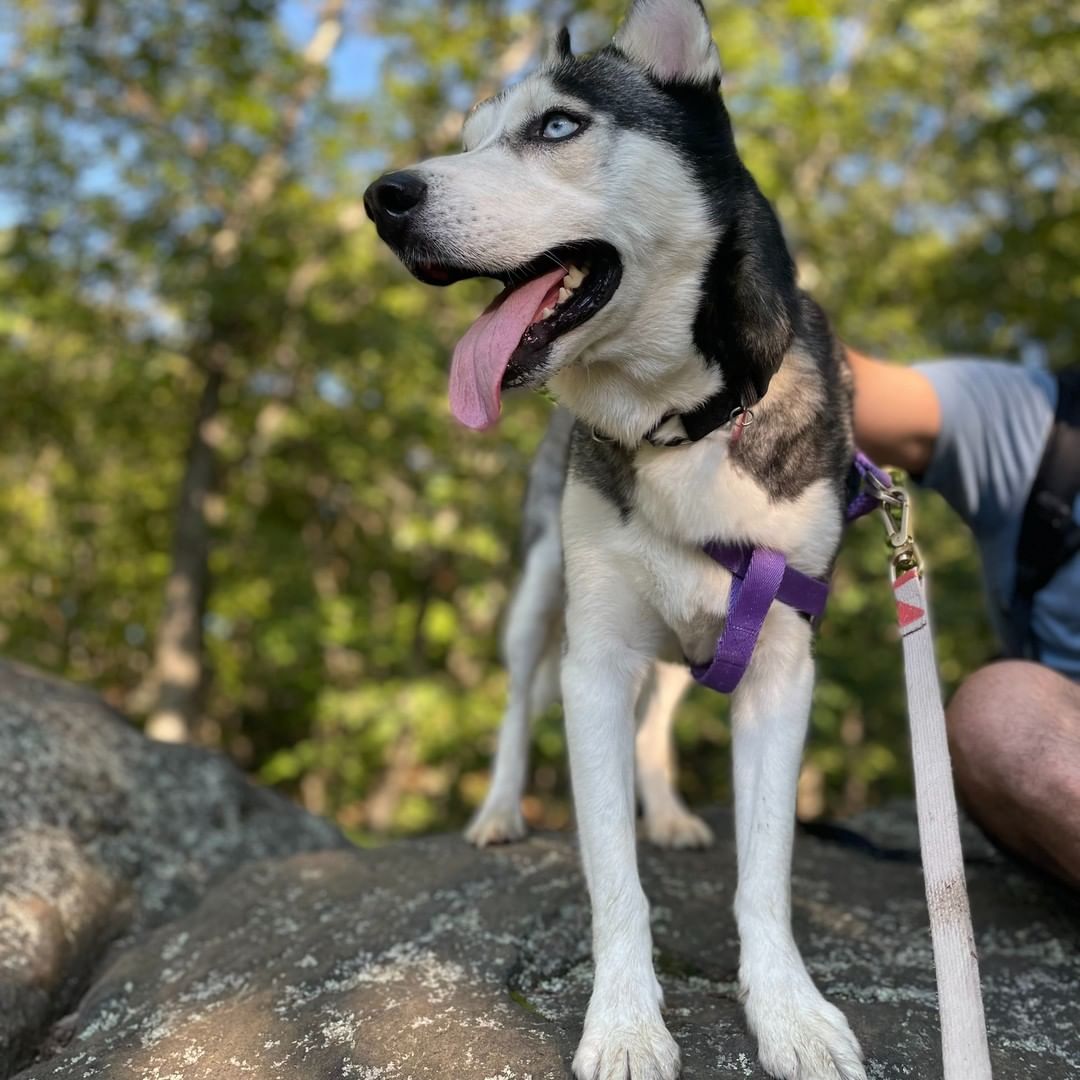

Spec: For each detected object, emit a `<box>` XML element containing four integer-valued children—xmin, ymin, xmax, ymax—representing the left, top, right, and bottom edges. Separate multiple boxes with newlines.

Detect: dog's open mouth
<box><xmin>412</xmin><ymin>241</ymin><xmax>621</xmax><ymax>431</ymax></box>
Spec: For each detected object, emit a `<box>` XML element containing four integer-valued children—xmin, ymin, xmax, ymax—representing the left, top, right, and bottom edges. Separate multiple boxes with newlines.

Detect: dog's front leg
<box><xmin>565</xmin><ymin>646</ymin><xmax>680</xmax><ymax>1080</ymax></box>
<box><xmin>731</xmin><ymin>614</ymin><xmax>866</xmax><ymax>1080</ymax></box>
<box><xmin>562</xmin><ymin>579</ymin><xmax>679</xmax><ymax>1078</ymax></box>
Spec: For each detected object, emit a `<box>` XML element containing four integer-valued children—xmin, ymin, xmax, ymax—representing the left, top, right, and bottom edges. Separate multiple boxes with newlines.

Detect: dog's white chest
<box><xmin>634</xmin><ymin>436</ymin><xmax>841</xmax><ymax>573</ymax></box>
<box><xmin>565</xmin><ymin>435</ymin><xmax>841</xmax><ymax>664</ymax></box>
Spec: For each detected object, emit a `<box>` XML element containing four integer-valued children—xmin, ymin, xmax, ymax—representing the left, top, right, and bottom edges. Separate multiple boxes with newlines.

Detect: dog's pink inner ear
<box><xmin>613</xmin><ymin>0</ymin><xmax>722</xmax><ymax>85</ymax></box>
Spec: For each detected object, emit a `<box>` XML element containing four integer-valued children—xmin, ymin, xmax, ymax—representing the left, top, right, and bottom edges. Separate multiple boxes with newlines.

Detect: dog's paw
<box><xmin>572</xmin><ymin>1011</ymin><xmax>680</xmax><ymax>1080</ymax></box>
<box><xmin>464</xmin><ymin>802</ymin><xmax>527</xmax><ymax>847</ymax></box>
<box><xmin>643</xmin><ymin>804</ymin><xmax>714</xmax><ymax>850</ymax></box>
<box><xmin>743</xmin><ymin>974</ymin><xmax>865</xmax><ymax>1080</ymax></box>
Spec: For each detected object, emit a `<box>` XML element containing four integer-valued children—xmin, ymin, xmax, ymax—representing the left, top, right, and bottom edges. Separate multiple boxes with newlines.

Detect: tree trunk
<box><xmin>145</xmin><ymin>1</ymin><xmax>344</xmax><ymax>742</ymax></box>
<box><xmin>146</xmin><ymin>367</ymin><xmax>222</xmax><ymax>742</ymax></box>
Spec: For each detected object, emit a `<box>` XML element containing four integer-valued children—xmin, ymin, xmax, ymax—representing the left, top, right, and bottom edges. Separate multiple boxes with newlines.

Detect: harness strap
<box><xmin>692</xmin><ymin>548</ymin><xmax>788</xmax><ymax>693</ymax></box>
<box><xmin>692</xmin><ymin>450</ymin><xmax>883</xmax><ymax>693</ymax></box>
<box><xmin>1008</xmin><ymin>368</ymin><xmax>1080</xmax><ymax>658</ymax></box>
<box><xmin>703</xmin><ymin>542</ymin><xmax>831</xmax><ymax>614</ymax></box>
<box><xmin>847</xmin><ymin>450</ymin><xmax>893</xmax><ymax>521</ymax></box>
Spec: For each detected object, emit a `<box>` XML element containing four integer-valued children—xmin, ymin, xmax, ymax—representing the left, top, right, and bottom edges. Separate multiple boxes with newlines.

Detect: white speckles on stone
<box><xmin>339</xmin><ymin>1063</ymin><xmax>402</xmax><ymax>1079</ymax></box>
<box><xmin>276</xmin><ymin>942</ymin><xmax>467</xmax><ymax>1015</ymax></box>
<box><xmin>179</xmin><ymin>1043</ymin><xmax>204</xmax><ymax>1065</ymax></box>
<box><xmin>177</xmin><ymin>969</ymin><xmax>249</xmax><ymax>1005</ymax></box>
<box><xmin>319</xmin><ymin>1010</ymin><xmax>361</xmax><ymax>1046</ymax></box>
<box><xmin>77</xmin><ymin>1005</ymin><xmax>125</xmax><ymax>1042</ymax></box>
<box><xmin>712</xmin><ymin>1049</ymin><xmax>756</xmax><ymax>1076</ymax></box>
<box><xmin>159</xmin><ymin>931</ymin><xmax>189</xmax><ymax>963</ymax></box>
<box><xmin>138</xmin><ymin>1006</ymin><xmax>179</xmax><ymax>1048</ymax></box>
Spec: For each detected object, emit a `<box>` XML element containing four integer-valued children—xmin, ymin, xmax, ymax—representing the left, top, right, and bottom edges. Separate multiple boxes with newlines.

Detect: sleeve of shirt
<box><xmin>913</xmin><ymin>359</ymin><xmax>1057</xmax><ymax>534</ymax></box>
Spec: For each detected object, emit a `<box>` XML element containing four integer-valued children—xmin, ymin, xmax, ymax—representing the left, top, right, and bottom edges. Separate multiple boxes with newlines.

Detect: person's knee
<box><xmin>946</xmin><ymin>660</ymin><xmax>1080</xmax><ymax>884</ymax></box>
<box><xmin>948</xmin><ymin>660</ymin><xmax>1067</xmax><ymax>746</ymax></box>
<box><xmin>946</xmin><ymin>661</ymin><xmax>1034</xmax><ymax>786</ymax></box>
<box><xmin>946</xmin><ymin>659</ymin><xmax>1080</xmax><ymax>809</ymax></box>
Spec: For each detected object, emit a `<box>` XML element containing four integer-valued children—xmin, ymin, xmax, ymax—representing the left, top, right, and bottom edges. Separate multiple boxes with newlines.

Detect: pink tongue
<box><xmin>449</xmin><ymin>267</ymin><xmax>565</xmax><ymax>430</ymax></box>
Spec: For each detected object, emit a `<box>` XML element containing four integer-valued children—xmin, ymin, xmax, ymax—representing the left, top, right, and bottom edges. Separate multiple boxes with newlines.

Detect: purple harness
<box><xmin>692</xmin><ymin>451</ymin><xmax>892</xmax><ymax>694</ymax></box>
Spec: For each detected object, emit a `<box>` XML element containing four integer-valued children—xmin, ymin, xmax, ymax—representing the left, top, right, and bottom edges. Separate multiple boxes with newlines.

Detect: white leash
<box><xmin>872</xmin><ymin>474</ymin><xmax>994</xmax><ymax>1080</ymax></box>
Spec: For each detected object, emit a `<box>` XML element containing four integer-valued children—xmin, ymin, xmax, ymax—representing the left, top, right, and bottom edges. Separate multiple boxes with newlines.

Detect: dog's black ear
<box><xmin>614</xmin><ymin>0</ymin><xmax>721</xmax><ymax>86</ymax></box>
<box><xmin>544</xmin><ymin>25</ymin><xmax>572</xmax><ymax>65</ymax></box>
<box><xmin>553</xmin><ymin>25</ymin><xmax>572</xmax><ymax>60</ymax></box>
<box><xmin>694</xmin><ymin>180</ymin><xmax>800</xmax><ymax>406</ymax></box>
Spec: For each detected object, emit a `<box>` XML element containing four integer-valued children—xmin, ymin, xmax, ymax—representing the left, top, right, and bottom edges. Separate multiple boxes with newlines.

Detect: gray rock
<box><xmin>0</xmin><ymin>660</ymin><xmax>348</xmax><ymax>1076</ymax></box>
<box><xmin>13</xmin><ymin>812</ymin><xmax>1080</xmax><ymax>1079</ymax></box>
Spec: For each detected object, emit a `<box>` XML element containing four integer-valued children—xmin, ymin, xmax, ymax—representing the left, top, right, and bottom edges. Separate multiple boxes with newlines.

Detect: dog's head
<box><xmin>365</xmin><ymin>0</ymin><xmax>799</xmax><ymax>434</ymax></box>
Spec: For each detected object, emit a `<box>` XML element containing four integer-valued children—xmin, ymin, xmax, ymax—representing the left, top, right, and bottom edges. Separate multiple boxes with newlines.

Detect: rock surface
<box><xmin>0</xmin><ymin>661</ymin><xmax>348</xmax><ymax>1076</ymax></box>
<box><xmin>2</xmin><ymin>660</ymin><xmax>1079</xmax><ymax>1080</ymax></box>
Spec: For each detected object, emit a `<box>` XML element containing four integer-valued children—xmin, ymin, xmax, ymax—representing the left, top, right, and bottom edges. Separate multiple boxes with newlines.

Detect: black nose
<box><xmin>363</xmin><ymin>171</ymin><xmax>428</xmax><ymax>236</ymax></box>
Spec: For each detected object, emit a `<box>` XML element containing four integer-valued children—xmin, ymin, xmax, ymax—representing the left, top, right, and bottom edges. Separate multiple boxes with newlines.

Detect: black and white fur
<box><xmin>465</xmin><ymin>408</ymin><xmax>713</xmax><ymax>852</ymax></box>
<box><xmin>365</xmin><ymin>2</ymin><xmax>864</xmax><ymax>1077</ymax></box>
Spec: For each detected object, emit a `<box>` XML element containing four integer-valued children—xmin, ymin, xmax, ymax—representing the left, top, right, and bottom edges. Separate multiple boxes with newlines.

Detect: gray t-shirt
<box><xmin>914</xmin><ymin>359</ymin><xmax>1079</xmax><ymax>680</ymax></box>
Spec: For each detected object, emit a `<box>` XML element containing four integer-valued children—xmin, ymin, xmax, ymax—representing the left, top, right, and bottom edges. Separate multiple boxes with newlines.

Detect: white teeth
<box><xmin>540</xmin><ymin>267</ymin><xmax>591</xmax><ymax>323</ymax></box>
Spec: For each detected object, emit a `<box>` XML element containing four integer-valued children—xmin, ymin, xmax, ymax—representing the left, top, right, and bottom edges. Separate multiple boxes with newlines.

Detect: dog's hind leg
<box><xmin>635</xmin><ymin>661</ymin><xmax>713</xmax><ymax>849</ymax></box>
<box><xmin>466</xmin><ymin>530</ymin><xmax>563</xmax><ymax>847</ymax></box>
<box><xmin>731</xmin><ymin>612</ymin><xmax>866</xmax><ymax>1080</ymax></box>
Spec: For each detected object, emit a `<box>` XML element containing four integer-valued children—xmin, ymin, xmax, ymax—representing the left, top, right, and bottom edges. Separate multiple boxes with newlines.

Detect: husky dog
<box><xmin>364</xmin><ymin>1</ymin><xmax>865</xmax><ymax>1077</ymax></box>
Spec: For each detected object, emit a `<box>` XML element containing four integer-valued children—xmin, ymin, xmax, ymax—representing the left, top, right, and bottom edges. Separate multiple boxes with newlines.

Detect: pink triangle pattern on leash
<box><xmin>896</xmin><ymin>600</ymin><xmax>925</xmax><ymax>627</ymax></box>
<box><xmin>892</xmin><ymin>568</ymin><xmax>928</xmax><ymax>635</ymax></box>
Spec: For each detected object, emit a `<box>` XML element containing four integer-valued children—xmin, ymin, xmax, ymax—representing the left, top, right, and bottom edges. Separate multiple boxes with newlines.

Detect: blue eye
<box><xmin>541</xmin><ymin>113</ymin><xmax>581</xmax><ymax>140</ymax></box>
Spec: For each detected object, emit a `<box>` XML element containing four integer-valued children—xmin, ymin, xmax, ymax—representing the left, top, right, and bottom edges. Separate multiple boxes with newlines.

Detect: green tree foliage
<box><xmin>0</xmin><ymin>0</ymin><xmax>1073</xmax><ymax>835</ymax></box>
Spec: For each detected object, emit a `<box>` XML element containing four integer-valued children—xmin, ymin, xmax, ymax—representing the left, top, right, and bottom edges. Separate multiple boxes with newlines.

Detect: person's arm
<box><xmin>846</xmin><ymin>347</ymin><xmax>942</xmax><ymax>475</ymax></box>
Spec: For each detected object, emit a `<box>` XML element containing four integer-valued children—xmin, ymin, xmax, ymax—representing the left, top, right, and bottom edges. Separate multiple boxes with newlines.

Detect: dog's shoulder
<box><xmin>729</xmin><ymin>291</ymin><xmax>854</xmax><ymax>504</ymax></box>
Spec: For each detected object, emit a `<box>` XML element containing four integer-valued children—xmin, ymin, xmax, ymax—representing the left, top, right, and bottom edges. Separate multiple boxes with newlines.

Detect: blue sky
<box><xmin>0</xmin><ymin>3</ymin><xmax>389</xmax><ymax>103</ymax></box>
<box><xmin>280</xmin><ymin>0</ymin><xmax>388</xmax><ymax>101</ymax></box>
<box><xmin>0</xmin><ymin>2</ymin><xmax>388</xmax><ymax>229</ymax></box>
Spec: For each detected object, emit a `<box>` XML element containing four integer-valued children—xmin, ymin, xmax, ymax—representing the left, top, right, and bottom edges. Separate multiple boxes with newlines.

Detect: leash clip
<box><xmin>875</xmin><ymin>478</ymin><xmax>921</xmax><ymax>577</ymax></box>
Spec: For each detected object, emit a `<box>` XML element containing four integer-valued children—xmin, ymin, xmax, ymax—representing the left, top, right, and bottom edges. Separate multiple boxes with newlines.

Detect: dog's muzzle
<box><xmin>363</xmin><ymin>170</ymin><xmax>428</xmax><ymax>245</ymax></box>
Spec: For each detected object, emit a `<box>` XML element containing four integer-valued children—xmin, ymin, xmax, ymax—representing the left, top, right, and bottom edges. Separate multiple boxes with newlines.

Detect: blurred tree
<box><xmin>0</xmin><ymin>0</ymin><xmax>1073</xmax><ymax>835</ymax></box>
<box><xmin>148</xmin><ymin>0</ymin><xmax>348</xmax><ymax>742</ymax></box>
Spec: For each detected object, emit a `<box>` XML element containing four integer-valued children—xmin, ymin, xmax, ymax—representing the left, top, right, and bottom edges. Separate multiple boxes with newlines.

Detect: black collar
<box><xmin>643</xmin><ymin>381</ymin><xmax>760</xmax><ymax>447</ymax></box>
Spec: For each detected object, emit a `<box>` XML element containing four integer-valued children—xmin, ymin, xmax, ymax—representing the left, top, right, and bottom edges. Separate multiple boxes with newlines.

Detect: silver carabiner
<box><xmin>877</xmin><ymin>484</ymin><xmax>921</xmax><ymax>575</ymax></box>
<box><xmin>879</xmin><ymin>487</ymin><xmax>912</xmax><ymax>549</ymax></box>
